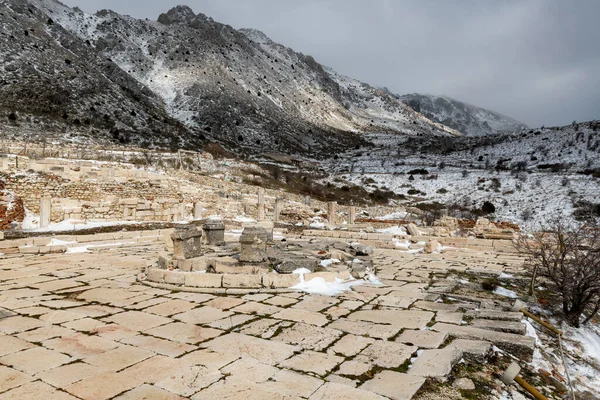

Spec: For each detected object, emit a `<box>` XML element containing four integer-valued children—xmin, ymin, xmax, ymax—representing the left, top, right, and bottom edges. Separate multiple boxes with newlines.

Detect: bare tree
<box><xmin>516</xmin><ymin>219</ymin><xmax>600</xmax><ymax>327</ymax></box>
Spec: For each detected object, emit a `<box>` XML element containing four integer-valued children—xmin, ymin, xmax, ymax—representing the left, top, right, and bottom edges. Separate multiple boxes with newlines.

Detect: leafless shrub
<box><xmin>515</xmin><ymin>219</ymin><xmax>600</xmax><ymax>327</ymax></box>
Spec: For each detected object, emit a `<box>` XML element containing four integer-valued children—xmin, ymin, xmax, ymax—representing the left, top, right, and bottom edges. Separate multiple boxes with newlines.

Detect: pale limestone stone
<box><xmin>271</xmin><ymin>308</ymin><xmax>329</xmax><ymax>327</ymax></box>
<box><xmin>448</xmin><ymin>339</ymin><xmax>492</xmax><ymax>362</ymax></box>
<box><xmin>272</xmin><ymin>323</ymin><xmax>342</xmax><ymax>351</ymax></box>
<box><xmin>172</xmin><ymin>306</ymin><xmax>233</xmax><ymax>325</ymax></box>
<box><xmin>262</xmin><ymin>274</ymin><xmax>301</xmax><ymax>289</ymax></box>
<box><xmin>103</xmin><ymin>311</ymin><xmax>171</xmax><ymax>332</ymax></box>
<box><xmin>360</xmin><ymin>371</ymin><xmax>426</xmax><ymax>400</ymax></box>
<box><xmin>221</xmin><ymin>356</ymin><xmax>279</xmax><ymax>383</ymax></box>
<box><xmin>143</xmin><ymin>299</ymin><xmax>197</xmax><ymax>316</ymax></box>
<box><xmin>408</xmin><ymin>347</ymin><xmax>462</xmax><ymax>377</ymax></box>
<box><xmin>346</xmin><ymin>310</ymin><xmax>434</xmax><ymax>330</ymax></box>
<box><xmin>432</xmin><ymin>323</ymin><xmax>534</xmax><ymax>359</ymax></box>
<box><xmin>0</xmin><ymin>316</ymin><xmax>45</xmax><ymax>334</ymax></box>
<box><xmin>326</xmin><ymin>319</ymin><xmax>400</xmax><ymax>340</ymax></box>
<box><xmin>292</xmin><ymin>295</ymin><xmax>339</xmax><ymax>312</ymax></box>
<box><xmin>435</xmin><ymin>311</ymin><xmax>464</xmax><ymax>325</ymax></box>
<box><xmin>115</xmin><ymin>384</ymin><xmax>186</xmax><ymax>400</ymax></box>
<box><xmin>155</xmin><ymin>365</ymin><xmax>222</xmax><ymax>397</ymax></box>
<box><xmin>0</xmin><ymin>381</ymin><xmax>79</xmax><ymax>400</ymax></box>
<box><xmin>0</xmin><ymin>365</ymin><xmax>33</xmax><ymax>393</ymax></box>
<box><xmin>36</xmin><ymin>361</ymin><xmax>110</xmax><ymax>388</ymax></box>
<box><xmin>328</xmin><ymin>334</ymin><xmax>374</xmax><ymax>357</ymax></box>
<box><xmin>471</xmin><ymin>319</ymin><xmax>526</xmax><ymax>334</ymax></box>
<box><xmin>0</xmin><ymin>347</ymin><xmax>73</xmax><ymax>375</ymax></box>
<box><xmin>279</xmin><ymin>350</ymin><xmax>344</xmax><ymax>376</ymax></box>
<box><xmin>376</xmin><ymin>295</ymin><xmax>417</xmax><ymax>309</ymax></box>
<box><xmin>178</xmin><ymin>349</ymin><xmax>239</xmax><ymax>370</ymax></box>
<box><xmin>83</xmin><ymin>345</ymin><xmax>155</xmax><ymax>371</ymax></box>
<box><xmin>222</xmin><ymin>274</ymin><xmax>262</xmax><ymax>288</ymax></box>
<box><xmin>231</xmin><ymin>301</ymin><xmax>282</xmax><ymax>316</ymax></box>
<box><xmin>0</xmin><ymin>335</ymin><xmax>34</xmax><ymax>356</ymax></box>
<box><xmin>262</xmin><ymin>369</ymin><xmax>325</xmax><ymax>398</ymax></box>
<box><xmin>208</xmin><ymin>314</ymin><xmax>256</xmax><ymax>330</ymax></box>
<box><xmin>43</xmin><ymin>333</ymin><xmax>120</xmax><ymax>358</ymax></box>
<box><xmin>145</xmin><ymin>322</ymin><xmax>222</xmax><ymax>344</ymax></box>
<box><xmin>453</xmin><ymin>378</ymin><xmax>476</xmax><ymax>390</ymax></box>
<box><xmin>204</xmin><ymin>296</ymin><xmax>245</xmax><ymax>310</ymax></box>
<box><xmin>395</xmin><ymin>329</ymin><xmax>448</xmax><ymax>349</ymax></box>
<box><xmin>336</xmin><ymin>360</ymin><xmax>372</xmax><ymax>377</ymax></box>
<box><xmin>354</xmin><ymin>341</ymin><xmax>417</xmax><ymax>368</ymax></box>
<box><xmin>202</xmin><ymin>333</ymin><xmax>300</xmax><ymax>364</ymax></box>
<box><xmin>264</xmin><ymin>295</ymin><xmax>299</xmax><ymax>307</ymax></box>
<box><xmin>191</xmin><ymin>379</ymin><xmax>282</xmax><ymax>400</ymax></box>
<box><xmin>184</xmin><ymin>273</ymin><xmax>222</xmax><ymax>288</ymax></box>
<box><xmin>237</xmin><ymin>318</ymin><xmax>282</xmax><ymax>337</ymax></box>
<box><xmin>309</xmin><ymin>382</ymin><xmax>387</xmax><ymax>400</ymax></box>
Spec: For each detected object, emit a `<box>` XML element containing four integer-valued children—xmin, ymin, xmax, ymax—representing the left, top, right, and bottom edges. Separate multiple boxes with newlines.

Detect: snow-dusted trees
<box><xmin>516</xmin><ymin>220</ymin><xmax>600</xmax><ymax>327</ymax></box>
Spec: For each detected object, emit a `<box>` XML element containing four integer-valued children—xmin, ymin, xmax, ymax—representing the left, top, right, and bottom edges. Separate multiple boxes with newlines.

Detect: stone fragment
<box><xmin>448</xmin><ymin>339</ymin><xmax>492</xmax><ymax>362</ymax></box>
<box><xmin>407</xmin><ymin>223</ymin><xmax>420</xmax><ymax>237</ymax></box>
<box><xmin>279</xmin><ymin>350</ymin><xmax>344</xmax><ymax>376</ymax></box>
<box><xmin>408</xmin><ymin>347</ymin><xmax>462</xmax><ymax>378</ymax></box>
<box><xmin>453</xmin><ymin>378</ymin><xmax>476</xmax><ymax>390</ymax></box>
<box><xmin>239</xmin><ymin>226</ymin><xmax>268</xmax><ymax>262</ymax></box>
<box><xmin>395</xmin><ymin>329</ymin><xmax>448</xmax><ymax>349</ymax></box>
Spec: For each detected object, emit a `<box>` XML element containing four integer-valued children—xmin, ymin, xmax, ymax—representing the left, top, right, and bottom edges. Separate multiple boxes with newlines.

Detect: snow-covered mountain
<box><xmin>0</xmin><ymin>0</ymin><xmax>459</xmax><ymax>157</ymax></box>
<box><xmin>399</xmin><ymin>93</ymin><xmax>528</xmax><ymax>137</ymax></box>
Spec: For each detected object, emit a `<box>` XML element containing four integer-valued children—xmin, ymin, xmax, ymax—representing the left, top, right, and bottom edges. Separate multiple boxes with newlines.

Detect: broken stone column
<box><xmin>194</xmin><ymin>202</ymin><xmax>203</xmax><ymax>220</ymax></box>
<box><xmin>239</xmin><ymin>226</ymin><xmax>268</xmax><ymax>263</ymax></box>
<box><xmin>171</xmin><ymin>227</ymin><xmax>203</xmax><ymax>260</ymax></box>
<box><xmin>203</xmin><ymin>220</ymin><xmax>225</xmax><ymax>246</ymax></box>
<box><xmin>273</xmin><ymin>198</ymin><xmax>282</xmax><ymax>222</ymax></box>
<box><xmin>257</xmin><ymin>188</ymin><xmax>265</xmax><ymax>220</ymax></box>
<box><xmin>407</xmin><ymin>223</ymin><xmax>420</xmax><ymax>237</ymax></box>
<box><xmin>349</xmin><ymin>206</ymin><xmax>356</xmax><ymax>224</ymax></box>
<box><xmin>327</xmin><ymin>201</ymin><xmax>337</xmax><ymax>225</ymax></box>
<box><xmin>40</xmin><ymin>197</ymin><xmax>51</xmax><ymax>228</ymax></box>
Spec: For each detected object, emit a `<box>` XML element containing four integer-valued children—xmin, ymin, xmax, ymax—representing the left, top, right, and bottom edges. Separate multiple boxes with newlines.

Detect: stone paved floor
<box><xmin>0</xmin><ymin>237</ymin><xmax>530</xmax><ymax>399</ymax></box>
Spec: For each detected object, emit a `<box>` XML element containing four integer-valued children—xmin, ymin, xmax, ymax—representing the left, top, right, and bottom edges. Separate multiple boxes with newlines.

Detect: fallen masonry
<box><xmin>0</xmin><ymin>221</ymin><xmax>561</xmax><ymax>399</ymax></box>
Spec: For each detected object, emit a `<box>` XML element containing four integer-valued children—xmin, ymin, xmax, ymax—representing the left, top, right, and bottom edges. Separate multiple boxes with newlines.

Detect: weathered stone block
<box><xmin>171</xmin><ymin>227</ymin><xmax>203</xmax><ymax>260</ymax></box>
<box><xmin>164</xmin><ymin>270</ymin><xmax>186</xmax><ymax>285</ymax></box>
<box><xmin>147</xmin><ymin>268</ymin><xmax>166</xmax><ymax>283</ymax></box>
<box><xmin>222</xmin><ymin>274</ymin><xmax>262</xmax><ymax>288</ymax></box>
<box><xmin>239</xmin><ymin>226</ymin><xmax>268</xmax><ymax>263</ymax></box>
<box><xmin>262</xmin><ymin>274</ymin><xmax>301</xmax><ymax>288</ymax></box>
<box><xmin>203</xmin><ymin>221</ymin><xmax>225</xmax><ymax>246</ymax></box>
<box><xmin>274</xmin><ymin>258</ymin><xmax>319</xmax><ymax>274</ymax></box>
<box><xmin>184</xmin><ymin>273</ymin><xmax>222</xmax><ymax>288</ymax></box>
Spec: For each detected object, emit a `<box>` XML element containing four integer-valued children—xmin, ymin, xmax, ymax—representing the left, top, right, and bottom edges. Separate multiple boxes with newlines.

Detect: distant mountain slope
<box><xmin>1</xmin><ymin>0</ymin><xmax>461</xmax><ymax>157</ymax></box>
<box><xmin>400</xmin><ymin>93</ymin><xmax>527</xmax><ymax>136</ymax></box>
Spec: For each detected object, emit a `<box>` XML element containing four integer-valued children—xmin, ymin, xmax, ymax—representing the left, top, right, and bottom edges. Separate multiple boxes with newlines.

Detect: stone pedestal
<box><xmin>349</xmin><ymin>206</ymin><xmax>356</xmax><ymax>224</ymax></box>
<box><xmin>257</xmin><ymin>188</ymin><xmax>266</xmax><ymax>220</ymax></box>
<box><xmin>40</xmin><ymin>197</ymin><xmax>52</xmax><ymax>229</ymax></box>
<box><xmin>327</xmin><ymin>201</ymin><xmax>337</xmax><ymax>225</ymax></box>
<box><xmin>239</xmin><ymin>226</ymin><xmax>268</xmax><ymax>263</ymax></box>
<box><xmin>203</xmin><ymin>220</ymin><xmax>225</xmax><ymax>246</ymax></box>
<box><xmin>273</xmin><ymin>198</ymin><xmax>282</xmax><ymax>222</ymax></box>
<box><xmin>171</xmin><ymin>227</ymin><xmax>203</xmax><ymax>260</ymax></box>
<box><xmin>194</xmin><ymin>202</ymin><xmax>203</xmax><ymax>220</ymax></box>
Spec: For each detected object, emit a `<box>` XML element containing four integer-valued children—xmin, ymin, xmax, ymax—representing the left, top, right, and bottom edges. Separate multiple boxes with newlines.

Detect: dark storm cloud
<box><xmin>62</xmin><ymin>0</ymin><xmax>600</xmax><ymax>127</ymax></box>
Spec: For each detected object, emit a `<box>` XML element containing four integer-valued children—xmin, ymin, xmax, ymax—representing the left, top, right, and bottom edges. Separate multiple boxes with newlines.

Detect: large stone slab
<box><xmin>360</xmin><ymin>371</ymin><xmax>426</xmax><ymax>400</ymax></box>
<box><xmin>464</xmin><ymin>310</ymin><xmax>523</xmax><ymax>321</ymax></box>
<box><xmin>279</xmin><ymin>350</ymin><xmax>344</xmax><ymax>376</ymax></box>
<box><xmin>408</xmin><ymin>347</ymin><xmax>462</xmax><ymax>378</ymax></box>
<box><xmin>272</xmin><ymin>323</ymin><xmax>342</xmax><ymax>351</ymax></box>
<box><xmin>309</xmin><ymin>382</ymin><xmax>387</xmax><ymax>400</ymax></box>
<box><xmin>354</xmin><ymin>341</ymin><xmax>417</xmax><ymax>368</ymax></box>
<box><xmin>201</xmin><ymin>333</ymin><xmax>300</xmax><ymax>364</ymax></box>
<box><xmin>395</xmin><ymin>329</ymin><xmax>448</xmax><ymax>349</ymax></box>
<box><xmin>346</xmin><ymin>310</ymin><xmax>434</xmax><ymax>330</ymax></box>
<box><xmin>471</xmin><ymin>319</ymin><xmax>526</xmax><ymax>334</ymax></box>
<box><xmin>432</xmin><ymin>323</ymin><xmax>534</xmax><ymax>360</ymax></box>
<box><xmin>448</xmin><ymin>339</ymin><xmax>492</xmax><ymax>362</ymax></box>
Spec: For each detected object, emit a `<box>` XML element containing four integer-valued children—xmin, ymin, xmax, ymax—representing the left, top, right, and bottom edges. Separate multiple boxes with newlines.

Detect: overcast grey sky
<box><xmin>62</xmin><ymin>0</ymin><xmax>599</xmax><ymax>127</ymax></box>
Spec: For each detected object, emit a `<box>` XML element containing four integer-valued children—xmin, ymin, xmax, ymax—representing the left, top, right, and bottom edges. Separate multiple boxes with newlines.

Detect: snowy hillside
<box><xmin>400</xmin><ymin>93</ymin><xmax>527</xmax><ymax>136</ymax></box>
<box><xmin>4</xmin><ymin>0</ymin><xmax>459</xmax><ymax>158</ymax></box>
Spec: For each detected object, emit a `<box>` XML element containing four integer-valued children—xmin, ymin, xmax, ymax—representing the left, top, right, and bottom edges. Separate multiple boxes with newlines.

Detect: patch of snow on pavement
<box><xmin>494</xmin><ymin>286</ymin><xmax>518</xmax><ymax>298</ymax></box>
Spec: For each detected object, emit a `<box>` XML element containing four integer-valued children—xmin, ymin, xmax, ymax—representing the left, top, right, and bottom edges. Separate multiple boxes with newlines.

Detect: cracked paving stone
<box><xmin>271</xmin><ymin>322</ymin><xmax>342</xmax><ymax>351</ymax></box>
<box><xmin>279</xmin><ymin>350</ymin><xmax>344</xmax><ymax>376</ymax></box>
<box><xmin>201</xmin><ymin>332</ymin><xmax>299</xmax><ymax>364</ymax></box>
<box><xmin>145</xmin><ymin>322</ymin><xmax>223</xmax><ymax>344</ymax></box>
<box><xmin>172</xmin><ymin>306</ymin><xmax>233</xmax><ymax>325</ymax></box>
<box><xmin>103</xmin><ymin>311</ymin><xmax>172</xmax><ymax>331</ymax></box>
<box><xmin>354</xmin><ymin>341</ymin><xmax>417</xmax><ymax>368</ymax></box>
<box><xmin>309</xmin><ymin>382</ymin><xmax>387</xmax><ymax>400</ymax></box>
<box><xmin>114</xmin><ymin>384</ymin><xmax>186</xmax><ymax>400</ymax></box>
<box><xmin>0</xmin><ymin>380</ymin><xmax>79</xmax><ymax>400</ymax></box>
<box><xmin>155</xmin><ymin>365</ymin><xmax>222</xmax><ymax>397</ymax></box>
<box><xmin>0</xmin><ymin>347</ymin><xmax>74</xmax><ymax>375</ymax></box>
<box><xmin>359</xmin><ymin>371</ymin><xmax>426</xmax><ymax>400</ymax></box>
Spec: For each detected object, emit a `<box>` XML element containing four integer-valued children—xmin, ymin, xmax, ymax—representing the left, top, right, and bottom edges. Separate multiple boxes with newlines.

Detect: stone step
<box><xmin>465</xmin><ymin>310</ymin><xmax>523</xmax><ymax>321</ymax></box>
<box><xmin>408</xmin><ymin>347</ymin><xmax>462</xmax><ymax>378</ymax></box>
<box><xmin>448</xmin><ymin>339</ymin><xmax>492</xmax><ymax>362</ymax></box>
<box><xmin>471</xmin><ymin>319</ymin><xmax>526</xmax><ymax>335</ymax></box>
<box><xmin>432</xmin><ymin>323</ymin><xmax>534</xmax><ymax>361</ymax></box>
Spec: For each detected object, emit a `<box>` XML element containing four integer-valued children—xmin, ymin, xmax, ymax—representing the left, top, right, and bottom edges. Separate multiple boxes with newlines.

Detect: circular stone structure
<box><xmin>203</xmin><ymin>220</ymin><xmax>225</xmax><ymax>246</ymax></box>
<box><xmin>239</xmin><ymin>226</ymin><xmax>268</xmax><ymax>262</ymax></box>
